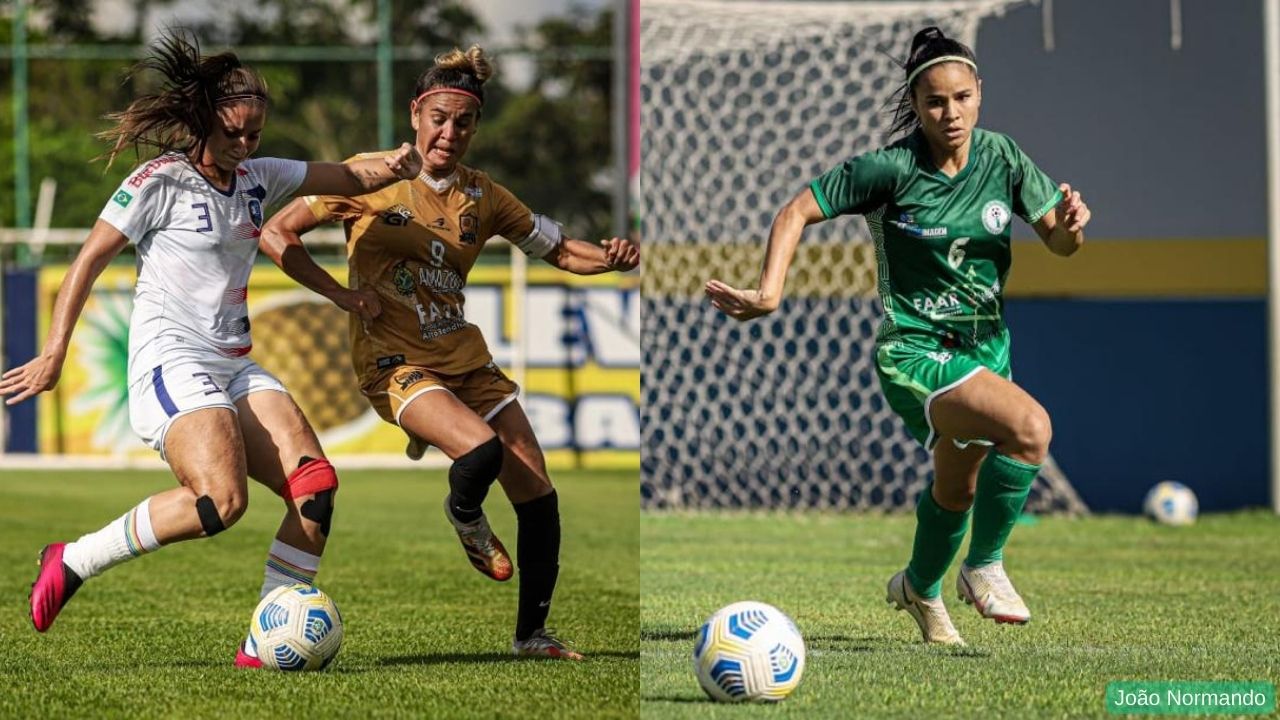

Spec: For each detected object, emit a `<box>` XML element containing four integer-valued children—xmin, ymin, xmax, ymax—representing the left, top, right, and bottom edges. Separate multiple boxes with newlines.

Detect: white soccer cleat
<box><xmin>956</xmin><ymin>562</ymin><xmax>1031</xmax><ymax>625</ymax></box>
<box><xmin>886</xmin><ymin>570</ymin><xmax>965</xmax><ymax>646</ymax></box>
<box><xmin>512</xmin><ymin>628</ymin><xmax>583</xmax><ymax>661</ymax></box>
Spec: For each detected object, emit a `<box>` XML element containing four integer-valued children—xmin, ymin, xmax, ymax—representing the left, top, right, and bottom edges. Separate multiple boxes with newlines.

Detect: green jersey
<box><xmin>810</xmin><ymin>128</ymin><xmax>1061</xmax><ymax>345</ymax></box>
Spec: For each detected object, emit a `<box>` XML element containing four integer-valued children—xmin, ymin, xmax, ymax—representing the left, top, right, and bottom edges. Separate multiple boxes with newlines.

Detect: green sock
<box><xmin>904</xmin><ymin>484</ymin><xmax>971</xmax><ymax>599</ymax></box>
<box><xmin>964</xmin><ymin>452</ymin><xmax>1040</xmax><ymax>568</ymax></box>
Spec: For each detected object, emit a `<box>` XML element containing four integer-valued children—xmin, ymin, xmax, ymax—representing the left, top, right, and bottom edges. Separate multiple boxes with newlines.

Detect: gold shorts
<box><xmin>363</xmin><ymin>361</ymin><xmax>520</xmax><ymax>427</ymax></box>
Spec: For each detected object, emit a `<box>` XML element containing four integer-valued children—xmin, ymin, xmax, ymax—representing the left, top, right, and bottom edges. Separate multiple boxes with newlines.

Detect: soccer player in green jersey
<box><xmin>706</xmin><ymin>27</ymin><xmax>1091</xmax><ymax>646</ymax></box>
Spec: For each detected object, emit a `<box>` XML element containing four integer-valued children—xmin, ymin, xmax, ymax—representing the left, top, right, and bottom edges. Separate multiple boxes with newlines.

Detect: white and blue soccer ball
<box><xmin>249</xmin><ymin>584</ymin><xmax>344</xmax><ymax>671</ymax></box>
<box><xmin>692</xmin><ymin>601</ymin><xmax>806</xmax><ymax>702</ymax></box>
<box><xmin>1143</xmin><ymin>481</ymin><xmax>1198</xmax><ymax>526</ymax></box>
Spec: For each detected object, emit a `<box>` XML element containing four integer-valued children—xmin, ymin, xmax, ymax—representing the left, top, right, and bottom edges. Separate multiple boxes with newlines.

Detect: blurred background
<box><xmin>640</xmin><ymin>0</ymin><xmax>1279</xmax><ymax>515</ymax></box>
<box><xmin>0</xmin><ymin>0</ymin><xmax>640</xmax><ymax>469</ymax></box>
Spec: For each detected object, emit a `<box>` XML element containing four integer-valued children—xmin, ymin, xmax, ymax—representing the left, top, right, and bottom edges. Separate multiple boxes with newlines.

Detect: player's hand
<box><xmin>1056</xmin><ymin>182</ymin><xmax>1091</xmax><ymax>233</ymax></box>
<box><xmin>331</xmin><ymin>287</ymin><xmax>382</xmax><ymax>333</ymax></box>
<box><xmin>385</xmin><ymin>143</ymin><xmax>423</xmax><ymax>180</ymax></box>
<box><xmin>602</xmin><ymin>237</ymin><xmax>640</xmax><ymax>272</ymax></box>
<box><xmin>0</xmin><ymin>353</ymin><xmax>64</xmax><ymax>406</ymax></box>
<box><xmin>705</xmin><ymin>279</ymin><xmax>777</xmax><ymax>321</ymax></box>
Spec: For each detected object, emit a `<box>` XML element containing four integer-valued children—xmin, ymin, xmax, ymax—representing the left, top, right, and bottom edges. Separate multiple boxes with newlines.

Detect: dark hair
<box><xmin>410</xmin><ymin>45</ymin><xmax>492</xmax><ymax>111</ymax></box>
<box><xmin>97</xmin><ymin>29</ymin><xmax>268</xmax><ymax>169</ymax></box>
<box><xmin>886</xmin><ymin>27</ymin><xmax>978</xmax><ymax>137</ymax></box>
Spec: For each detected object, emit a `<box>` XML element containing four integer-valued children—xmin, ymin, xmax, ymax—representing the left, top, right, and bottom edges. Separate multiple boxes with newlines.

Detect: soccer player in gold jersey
<box><xmin>260</xmin><ymin>46</ymin><xmax>639</xmax><ymax>660</ymax></box>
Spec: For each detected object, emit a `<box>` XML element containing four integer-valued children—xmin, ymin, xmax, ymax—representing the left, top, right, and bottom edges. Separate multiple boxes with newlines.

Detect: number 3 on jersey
<box><xmin>947</xmin><ymin>237</ymin><xmax>970</xmax><ymax>270</ymax></box>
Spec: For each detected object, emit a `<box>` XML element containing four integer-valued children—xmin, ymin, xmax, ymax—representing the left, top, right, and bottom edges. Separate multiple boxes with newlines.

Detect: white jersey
<box><xmin>99</xmin><ymin>153</ymin><xmax>306</xmax><ymax>361</ymax></box>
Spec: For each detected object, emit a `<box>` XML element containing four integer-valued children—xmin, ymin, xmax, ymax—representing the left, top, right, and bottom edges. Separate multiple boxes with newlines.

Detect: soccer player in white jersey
<box><xmin>0</xmin><ymin>31</ymin><xmax>421</xmax><ymax>667</ymax></box>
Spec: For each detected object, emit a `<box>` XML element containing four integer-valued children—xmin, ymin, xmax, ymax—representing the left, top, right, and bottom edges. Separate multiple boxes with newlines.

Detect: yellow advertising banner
<box><xmin>38</xmin><ymin>262</ymin><xmax>639</xmax><ymax>469</ymax></box>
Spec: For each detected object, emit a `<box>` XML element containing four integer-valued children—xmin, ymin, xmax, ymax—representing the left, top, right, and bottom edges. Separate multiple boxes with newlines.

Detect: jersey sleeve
<box><xmin>809</xmin><ymin>149</ymin><xmax>901</xmax><ymax>219</ymax></box>
<box><xmin>489</xmin><ymin>180</ymin><xmax>535</xmax><ymax>240</ymax></box>
<box><xmin>1007</xmin><ymin>139</ymin><xmax>1062</xmax><ymax>224</ymax></box>
<box><xmin>304</xmin><ymin>194</ymin><xmax>369</xmax><ymax>224</ymax></box>
<box><xmin>97</xmin><ymin>175</ymin><xmax>167</xmax><ymax>244</ymax></box>
<box><xmin>246</xmin><ymin>157</ymin><xmax>307</xmax><ymax>207</ymax></box>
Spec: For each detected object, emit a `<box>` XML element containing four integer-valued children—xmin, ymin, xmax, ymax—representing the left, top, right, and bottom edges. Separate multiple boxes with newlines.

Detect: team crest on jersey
<box><xmin>382</xmin><ymin>204</ymin><xmax>414</xmax><ymax>226</ymax></box>
<box><xmin>463</xmin><ymin>185</ymin><xmax>484</xmax><ymax>199</ymax></box>
<box><xmin>392</xmin><ymin>261</ymin><xmax>416</xmax><ymax>296</ymax></box>
<box><xmin>981</xmin><ymin>200</ymin><xmax>1011</xmax><ymax>234</ymax></box>
<box><xmin>242</xmin><ymin>185</ymin><xmax>267</xmax><ymax>227</ymax></box>
<box><xmin>460</xmin><ymin>212</ymin><xmax>479</xmax><ymax>245</ymax></box>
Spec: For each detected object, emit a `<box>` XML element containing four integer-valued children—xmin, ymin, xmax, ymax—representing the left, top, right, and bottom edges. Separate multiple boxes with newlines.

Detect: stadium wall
<box><xmin>971</xmin><ymin>2</ymin><xmax>1270</xmax><ymax>512</ymax></box>
<box><xmin>11</xmin><ymin>264</ymin><xmax>639</xmax><ymax>469</ymax></box>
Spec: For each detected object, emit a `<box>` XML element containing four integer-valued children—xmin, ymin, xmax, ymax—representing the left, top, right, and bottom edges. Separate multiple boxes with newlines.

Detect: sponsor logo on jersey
<box><xmin>376</xmin><ymin>354</ymin><xmax>405</xmax><ymax>370</ymax></box>
<box><xmin>912</xmin><ymin>292</ymin><xmax>962</xmax><ymax>314</ymax></box>
<box><xmin>392</xmin><ymin>261</ymin><xmax>416</xmax><ymax>296</ymax></box>
<box><xmin>127</xmin><ymin>155</ymin><xmax>181</xmax><ymax>187</ymax></box>
<box><xmin>113</xmin><ymin>189</ymin><xmax>133</xmax><ymax>207</ymax></box>
<box><xmin>926</xmin><ymin>351</ymin><xmax>953</xmax><ymax>365</ymax></box>
<box><xmin>381</xmin><ymin>204</ymin><xmax>414</xmax><ymax>226</ymax></box>
<box><xmin>429</xmin><ymin>217</ymin><xmax>447</xmax><ymax>229</ymax></box>
<box><xmin>460</xmin><ymin>212</ymin><xmax>479</xmax><ymax>245</ymax></box>
<box><xmin>889</xmin><ymin>219</ymin><xmax>946</xmax><ymax>238</ymax></box>
<box><xmin>396</xmin><ymin>369</ymin><xmax>426</xmax><ymax>391</ymax></box>
<box><xmin>463</xmin><ymin>185</ymin><xmax>484</xmax><ymax>199</ymax></box>
<box><xmin>981</xmin><ymin>200</ymin><xmax>1011</xmax><ymax>234</ymax></box>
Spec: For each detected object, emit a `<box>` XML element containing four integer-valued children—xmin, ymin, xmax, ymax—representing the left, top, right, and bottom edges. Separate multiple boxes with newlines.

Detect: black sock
<box><xmin>513</xmin><ymin>490</ymin><xmax>560</xmax><ymax>641</ymax></box>
<box><xmin>448</xmin><ymin>437</ymin><xmax>503</xmax><ymax>523</ymax></box>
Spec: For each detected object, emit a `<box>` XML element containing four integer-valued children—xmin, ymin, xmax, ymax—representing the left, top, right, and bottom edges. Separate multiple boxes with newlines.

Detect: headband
<box><xmin>905</xmin><ymin>55</ymin><xmax>978</xmax><ymax>86</ymax></box>
<box><xmin>216</xmin><ymin>93</ymin><xmax>267</xmax><ymax>105</ymax></box>
<box><xmin>412</xmin><ymin>88</ymin><xmax>483</xmax><ymax>108</ymax></box>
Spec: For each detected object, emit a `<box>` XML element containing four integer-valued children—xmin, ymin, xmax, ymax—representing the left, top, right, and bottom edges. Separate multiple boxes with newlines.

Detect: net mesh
<box><xmin>640</xmin><ymin>0</ymin><xmax>1087</xmax><ymax>514</ymax></box>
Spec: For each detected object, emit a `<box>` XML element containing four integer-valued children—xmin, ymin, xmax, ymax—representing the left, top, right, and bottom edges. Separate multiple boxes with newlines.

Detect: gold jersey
<box><xmin>306</xmin><ymin>154</ymin><xmax>534</xmax><ymax>381</ymax></box>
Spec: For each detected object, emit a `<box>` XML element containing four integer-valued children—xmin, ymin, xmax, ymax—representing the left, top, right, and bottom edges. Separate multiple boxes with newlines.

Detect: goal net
<box><xmin>640</xmin><ymin>0</ymin><xmax>1088</xmax><ymax>514</ymax></box>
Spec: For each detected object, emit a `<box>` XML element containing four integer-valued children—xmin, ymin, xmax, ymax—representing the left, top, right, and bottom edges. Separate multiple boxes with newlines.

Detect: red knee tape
<box><xmin>281</xmin><ymin>458</ymin><xmax>339</xmax><ymax>502</ymax></box>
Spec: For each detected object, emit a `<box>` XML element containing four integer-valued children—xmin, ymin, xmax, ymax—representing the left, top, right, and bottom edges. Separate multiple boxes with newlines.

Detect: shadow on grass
<box><xmin>378</xmin><ymin>649</ymin><xmax>640</xmax><ymax>666</ymax></box>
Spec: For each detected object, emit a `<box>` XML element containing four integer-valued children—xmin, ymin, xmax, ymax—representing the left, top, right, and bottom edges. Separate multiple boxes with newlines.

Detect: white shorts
<box><xmin>128</xmin><ymin>336</ymin><xmax>287</xmax><ymax>459</ymax></box>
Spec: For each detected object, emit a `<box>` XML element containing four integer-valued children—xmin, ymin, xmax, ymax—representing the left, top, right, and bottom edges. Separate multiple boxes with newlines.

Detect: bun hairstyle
<box><xmin>98</xmin><ymin>28</ymin><xmax>268</xmax><ymax>169</ymax></box>
<box><xmin>886</xmin><ymin>26</ymin><xmax>978</xmax><ymax>137</ymax></box>
<box><xmin>411</xmin><ymin>45</ymin><xmax>492</xmax><ymax>111</ymax></box>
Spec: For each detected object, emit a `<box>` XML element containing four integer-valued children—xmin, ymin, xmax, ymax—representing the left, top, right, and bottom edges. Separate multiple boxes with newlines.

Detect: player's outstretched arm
<box><xmin>705</xmin><ymin>186</ymin><xmax>825</xmax><ymax>321</ymax></box>
<box><xmin>293</xmin><ymin>143</ymin><xmax>424</xmax><ymax>198</ymax></box>
<box><xmin>260</xmin><ymin>199</ymin><xmax>382</xmax><ymax>328</ymax></box>
<box><xmin>0</xmin><ymin>220</ymin><xmax>128</xmax><ymax>405</ymax></box>
<box><xmin>544</xmin><ymin>236</ymin><xmax>640</xmax><ymax>275</ymax></box>
<box><xmin>1033</xmin><ymin>182</ymin><xmax>1090</xmax><ymax>257</ymax></box>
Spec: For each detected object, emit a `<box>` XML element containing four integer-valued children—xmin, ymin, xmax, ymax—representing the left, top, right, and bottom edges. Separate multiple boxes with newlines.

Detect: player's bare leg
<box><xmin>400</xmin><ymin>389</ymin><xmax>513</xmax><ymax>582</ymax></box>
<box><xmin>489</xmin><ymin>402</ymin><xmax>581</xmax><ymax>660</ymax></box>
<box><xmin>33</xmin><ymin>408</ymin><xmax>249</xmax><ymax>632</ymax></box>
<box><xmin>234</xmin><ymin>389</ymin><xmax>337</xmax><ymax>667</ymax></box>
<box><xmin>931</xmin><ymin>370</ymin><xmax>1048</xmax><ymax>624</ymax></box>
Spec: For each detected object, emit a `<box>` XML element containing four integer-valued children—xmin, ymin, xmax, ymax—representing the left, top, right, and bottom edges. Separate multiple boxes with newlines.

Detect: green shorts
<box><xmin>874</xmin><ymin>329</ymin><xmax>1012</xmax><ymax>450</ymax></box>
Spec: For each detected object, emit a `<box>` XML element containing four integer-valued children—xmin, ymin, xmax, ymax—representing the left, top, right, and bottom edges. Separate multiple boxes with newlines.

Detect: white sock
<box><xmin>62</xmin><ymin>498</ymin><xmax>162</xmax><ymax>580</ymax></box>
<box><xmin>243</xmin><ymin>539</ymin><xmax>321</xmax><ymax>658</ymax></box>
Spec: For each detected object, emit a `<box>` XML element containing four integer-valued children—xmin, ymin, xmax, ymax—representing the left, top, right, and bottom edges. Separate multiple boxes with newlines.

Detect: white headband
<box><xmin>906</xmin><ymin>55</ymin><xmax>978</xmax><ymax>86</ymax></box>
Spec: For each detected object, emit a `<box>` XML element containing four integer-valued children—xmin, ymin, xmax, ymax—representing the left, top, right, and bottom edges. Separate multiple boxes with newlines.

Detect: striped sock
<box><xmin>260</xmin><ymin>539</ymin><xmax>321</xmax><ymax>596</ymax></box>
<box><xmin>244</xmin><ymin>540</ymin><xmax>321</xmax><ymax>659</ymax></box>
<box><xmin>62</xmin><ymin>498</ymin><xmax>162</xmax><ymax>580</ymax></box>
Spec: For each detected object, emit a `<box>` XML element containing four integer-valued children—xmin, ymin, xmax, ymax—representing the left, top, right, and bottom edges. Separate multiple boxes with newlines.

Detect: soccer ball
<box><xmin>692</xmin><ymin>601</ymin><xmax>805</xmax><ymax>702</ymax></box>
<box><xmin>249</xmin><ymin>584</ymin><xmax>344</xmax><ymax>671</ymax></box>
<box><xmin>1143</xmin><ymin>481</ymin><xmax>1198</xmax><ymax>526</ymax></box>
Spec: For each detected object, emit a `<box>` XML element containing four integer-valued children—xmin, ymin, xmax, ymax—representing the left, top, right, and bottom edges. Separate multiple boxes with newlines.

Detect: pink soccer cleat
<box><xmin>29</xmin><ymin>543</ymin><xmax>84</xmax><ymax>633</ymax></box>
<box><xmin>234</xmin><ymin>639</ymin><xmax>263</xmax><ymax>669</ymax></box>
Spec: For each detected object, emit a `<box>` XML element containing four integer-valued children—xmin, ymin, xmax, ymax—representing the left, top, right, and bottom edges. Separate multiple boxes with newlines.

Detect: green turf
<box><xmin>0</xmin><ymin>469</ymin><xmax>638</xmax><ymax>719</ymax></box>
<box><xmin>641</xmin><ymin>511</ymin><xmax>1280</xmax><ymax>719</ymax></box>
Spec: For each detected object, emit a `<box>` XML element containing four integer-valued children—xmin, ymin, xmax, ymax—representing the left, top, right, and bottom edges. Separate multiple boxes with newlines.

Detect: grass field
<box><xmin>0</xmin><ymin>469</ymin><xmax>638</xmax><ymax>719</ymax></box>
<box><xmin>642</xmin><ymin>511</ymin><xmax>1280</xmax><ymax>718</ymax></box>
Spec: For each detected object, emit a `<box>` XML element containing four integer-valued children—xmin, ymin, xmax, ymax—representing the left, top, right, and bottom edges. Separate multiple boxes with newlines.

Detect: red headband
<box><xmin>412</xmin><ymin>88</ymin><xmax>483</xmax><ymax>109</ymax></box>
